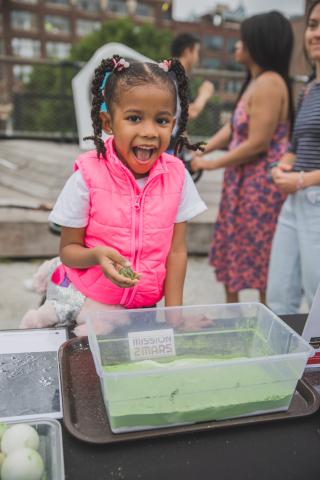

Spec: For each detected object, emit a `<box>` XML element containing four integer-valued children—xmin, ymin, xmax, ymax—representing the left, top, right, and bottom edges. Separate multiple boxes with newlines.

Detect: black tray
<box><xmin>59</xmin><ymin>337</ymin><xmax>320</xmax><ymax>444</ymax></box>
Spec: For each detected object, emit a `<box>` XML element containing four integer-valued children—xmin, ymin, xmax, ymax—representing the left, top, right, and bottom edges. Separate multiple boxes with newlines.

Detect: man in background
<box><xmin>171</xmin><ymin>33</ymin><xmax>214</xmax><ymax>119</ymax></box>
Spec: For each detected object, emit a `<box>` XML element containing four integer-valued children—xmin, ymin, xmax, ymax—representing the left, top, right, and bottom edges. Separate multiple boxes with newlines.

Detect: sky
<box><xmin>173</xmin><ymin>0</ymin><xmax>305</xmax><ymax>20</ymax></box>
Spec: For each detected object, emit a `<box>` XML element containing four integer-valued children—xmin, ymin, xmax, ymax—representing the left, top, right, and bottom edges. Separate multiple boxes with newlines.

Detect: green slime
<box><xmin>99</xmin><ymin>328</ymin><xmax>298</xmax><ymax>432</ymax></box>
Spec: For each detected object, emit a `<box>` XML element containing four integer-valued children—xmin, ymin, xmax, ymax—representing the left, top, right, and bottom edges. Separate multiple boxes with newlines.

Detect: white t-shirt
<box><xmin>49</xmin><ymin>169</ymin><xmax>207</xmax><ymax>227</ymax></box>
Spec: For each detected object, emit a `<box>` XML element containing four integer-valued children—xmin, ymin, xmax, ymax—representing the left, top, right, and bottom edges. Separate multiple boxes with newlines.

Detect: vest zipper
<box><xmin>119</xmin><ymin>190</ymin><xmax>142</xmax><ymax>306</ymax></box>
<box><xmin>126</xmin><ymin>179</ymin><xmax>156</xmax><ymax>307</ymax></box>
<box><xmin>135</xmin><ymin>194</ymin><xmax>141</xmax><ymax>210</ymax></box>
<box><xmin>121</xmin><ymin>175</ymin><xmax>159</xmax><ymax>307</ymax></box>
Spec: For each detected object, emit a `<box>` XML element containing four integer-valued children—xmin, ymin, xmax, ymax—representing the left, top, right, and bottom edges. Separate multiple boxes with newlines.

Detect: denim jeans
<box><xmin>267</xmin><ymin>186</ymin><xmax>320</xmax><ymax>314</ymax></box>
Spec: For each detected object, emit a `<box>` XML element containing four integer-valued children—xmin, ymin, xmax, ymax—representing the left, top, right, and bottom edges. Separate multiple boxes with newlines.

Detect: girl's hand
<box><xmin>190</xmin><ymin>154</ymin><xmax>205</xmax><ymax>172</ymax></box>
<box><xmin>272</xmin><ymin>170</ymin><xmax>300</xmax><ymax>194</ymax></box>
<box><xmin>94</xmin><ymin>246</ymin><xmax>140</xmax><ymax>288</ymax></box>
<box><xmin>166</xmin><ymin>310</ymin><xmax>214</xmax><ymax>331</ymax></box>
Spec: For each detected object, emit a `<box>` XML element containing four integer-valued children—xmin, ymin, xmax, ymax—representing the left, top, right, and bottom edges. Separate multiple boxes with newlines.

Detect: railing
<box><xmin>0</xmin><ymin>57</ymin><xmax>308</xmax><ymax>143</ymax></box>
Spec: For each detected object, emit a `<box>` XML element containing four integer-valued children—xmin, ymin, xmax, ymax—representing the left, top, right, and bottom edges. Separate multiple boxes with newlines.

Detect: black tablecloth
<box><xmin>62</xmin><ymin>314</ymin><xmax>320</xmax><ymax>480</ymax></box>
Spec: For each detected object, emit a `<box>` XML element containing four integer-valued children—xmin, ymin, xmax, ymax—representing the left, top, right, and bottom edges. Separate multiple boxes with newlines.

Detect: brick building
<box><xmin>0</xmin><ymin>0</ymin><xmax>312</xmax><ymax>135</ymax></box>
<box><xmin>0</xmin><ymin>0</ymin><xmax>243</xmax><ymax>101</ymax></box>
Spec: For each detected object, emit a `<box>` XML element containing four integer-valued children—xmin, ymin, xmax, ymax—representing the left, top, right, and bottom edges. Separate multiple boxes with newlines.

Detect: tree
<box><xmin>70</xmin><ymin>18</ymin><xmax>172</xmax><ymax>62</ymax></box>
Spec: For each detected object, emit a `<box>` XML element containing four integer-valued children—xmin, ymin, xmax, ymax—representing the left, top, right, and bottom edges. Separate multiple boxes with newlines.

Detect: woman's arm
<box><xmin>59</xmin><ymin>226</ymin><xmax>138</xmax><ymax>288</ymax></box>
<box><xmin>192</xmin><ymin>74</ymin><xmax>287</xmax><ymax>171</ymax></box>
<box><xmin>164</xmin><ymin>222</ymin><xmax>188</xmax><ymax>306</ymax></box>
<box><xmin>202</xmin><ymin>122</ymin><xmax>232</xmax><ymax>154</ymax></box>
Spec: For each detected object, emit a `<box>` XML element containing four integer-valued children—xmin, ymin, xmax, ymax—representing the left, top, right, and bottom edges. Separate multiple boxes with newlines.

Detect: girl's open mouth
<box><xmin>133</xmin><ymin>146</ymin><xmax>156</xmax><ymax>162</ymax></box>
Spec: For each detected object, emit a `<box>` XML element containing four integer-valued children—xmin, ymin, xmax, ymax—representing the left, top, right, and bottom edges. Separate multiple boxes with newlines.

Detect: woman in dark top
<box><xmin>267</xmin><ymin>0</ymin><xmax>320</xmax><ymax>314</ymax></box>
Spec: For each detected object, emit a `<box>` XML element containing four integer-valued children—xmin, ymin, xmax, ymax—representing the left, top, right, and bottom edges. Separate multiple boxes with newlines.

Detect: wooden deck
<box><xmin>0</xmin><ymin>140</ymin><xmax>222</xmax><ymax>257</ymax></box>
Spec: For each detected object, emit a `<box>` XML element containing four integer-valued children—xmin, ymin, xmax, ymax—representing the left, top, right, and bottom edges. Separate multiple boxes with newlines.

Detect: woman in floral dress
<box><xmin>191</xmin><ymin>11</ymin><xmax>294</xmax><ymax>303</ymax></box>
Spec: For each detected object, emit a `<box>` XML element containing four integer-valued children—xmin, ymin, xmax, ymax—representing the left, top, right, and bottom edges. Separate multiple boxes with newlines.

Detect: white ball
<box><xmin>1</xmin><ymin>448</ymin><xmax>44</xmax><ymax>480</ymax></box>
<box><xmin>1</xmin><ymin>424</ymin><xmax>39</xmax><ymax>455</ymax></box>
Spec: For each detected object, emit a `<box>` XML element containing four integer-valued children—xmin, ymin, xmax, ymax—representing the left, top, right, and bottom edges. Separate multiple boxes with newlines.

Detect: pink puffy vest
<box><xmin>58</xmin><ymin>137</ymin><xmax>185</xmax><ymax>308</ymax></box>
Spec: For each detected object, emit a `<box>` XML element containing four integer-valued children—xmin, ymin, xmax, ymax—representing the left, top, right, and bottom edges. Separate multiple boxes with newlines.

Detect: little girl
<box><xmin>20</xmin><ymin>55</ymin><xmax>207</xmax><ymax>335</ymax></box>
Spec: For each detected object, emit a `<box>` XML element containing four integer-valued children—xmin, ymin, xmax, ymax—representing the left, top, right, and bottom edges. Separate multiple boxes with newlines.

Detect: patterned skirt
<box><xmin>210</xmin><ymin>160</ymin><xmax>286</xmax><ymax>292</ymax></box>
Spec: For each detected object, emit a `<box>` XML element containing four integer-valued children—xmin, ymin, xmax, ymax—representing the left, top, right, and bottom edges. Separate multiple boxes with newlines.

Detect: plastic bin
<box><xmin>1</xmin><ymin>419</ymin><xmax>65</xmax><ymax>479</ymax></box>
<box><xmin>87</xmin><ymin>303</ymin><xmax>314</xmax><ymax>433</ymax></box>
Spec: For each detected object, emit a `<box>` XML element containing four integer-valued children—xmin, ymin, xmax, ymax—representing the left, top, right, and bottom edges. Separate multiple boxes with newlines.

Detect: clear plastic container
<box><xmin>87</xmin><ymin>303</ymin><xmax>314</xmax><ymax>433</ymax></box>
<box><xmin>1</xmin><ymin>419</ymin><xmax>65</xmax><ymax>479</ymax></box>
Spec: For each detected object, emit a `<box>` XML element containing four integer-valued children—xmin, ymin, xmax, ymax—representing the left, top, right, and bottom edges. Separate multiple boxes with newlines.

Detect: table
<box><xmin>61</xmin><ymin>314</ymin><xmax>320</xmax><ymax>480</ymax></box>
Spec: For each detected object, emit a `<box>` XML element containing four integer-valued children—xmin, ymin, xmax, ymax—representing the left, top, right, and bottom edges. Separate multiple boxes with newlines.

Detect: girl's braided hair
<box><xmin>84</xmin><ymin>54</ymin><xmax>205</xmax><ymax>159</ymax></box>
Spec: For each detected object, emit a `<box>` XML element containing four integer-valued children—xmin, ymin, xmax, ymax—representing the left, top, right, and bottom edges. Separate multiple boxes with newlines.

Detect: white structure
<box><xmin>72</xmin><ymin>42</ymin><xmax>153</xmax><ymax>150</ymax></box>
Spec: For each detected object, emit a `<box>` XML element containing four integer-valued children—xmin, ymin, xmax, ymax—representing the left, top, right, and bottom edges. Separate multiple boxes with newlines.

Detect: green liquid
<box><xmin>102</xmin><ymin>359</ymin><xmax>296</xmax><ymax>432</ymax></box>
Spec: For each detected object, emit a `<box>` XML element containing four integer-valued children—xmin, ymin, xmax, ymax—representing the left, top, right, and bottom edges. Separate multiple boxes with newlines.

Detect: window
<box><xmin>44</xmin><ymin>15</ymin><xmax>70</xmax><ymax>34</ymax></box>
<box><xmin>0</xmin><ymin>39</ymin><xmax>4</xmax><ymax>55</ymax></box>
<box><xmin>11</xmin><ymin>11</ymin><xmax>38</xmax><ymax>31</ymax></box>
<box><xmin>227</xmin><ymin>38</ymin><xmax>237</xmax><ymax>54</ymax></box>
<box><xmin>161</xmin><ymin>2</ymin><xmax>172</xmax><ymax>20</ymax></box>
<box><xmin>225</xmin><ymin>80</ymin><xmax>242</xmax><ymax>93</ymax></box>
<box><xmin>204</xmin><ymin>35</ymin><xmax>224</xmax><ymax>51</ymax></box>
<box><xmin>46</xmin><ymin>41</ymin><xmax>71</xmax><ymax>58</ymax></box>
<box><xmin>201</xmin><ymin>58</ymin><xmax>221</xmax><ymax>69</ymax></box>
<box><xmin>13</xmin><ymin>65</ymin><xmax>33</xmax><ymax>82</ymax></box>
<box><xmin>45</xmin><ymin>0</ymin><xmax>70</xmax><ymax>6</ymax></box>
<box><xmin>76</xmin><ymin>19</ymin><xmax>101</xmax><ymax>36</ymax></box>
<box><xmin>108</xmin><ymin>0</ymin><xmax>127</xmax><ymax>14</ymax></box>
<box><xmin>13</xmin><ymin>0</ymin><xmax>38</xmax><ymax>4</ymax></box>
<box><xmin>225</xmin><ymin>60</ymin><xmax>244</xmax><ymax>72</ymax></box>
<box><xmin>11</xmin><ymin>38</ymin><xmax>41</xmax><ymax>58</ymax></box>
<box><xmin>75</xmin><ymin>0</ymin><xmax>100</xmax><ymax>13</ymax></box>
<box><xmin>136</xmin><ymin>3</ymin><xmax>154</xmax><ymax>17</ymax></box>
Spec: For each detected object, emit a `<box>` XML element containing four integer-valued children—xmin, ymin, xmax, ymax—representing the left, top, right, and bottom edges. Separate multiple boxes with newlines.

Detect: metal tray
<box><xmin>59</xmin><ymin>337</ymin><xmax>320</xmax><ymax>444</ymax></box>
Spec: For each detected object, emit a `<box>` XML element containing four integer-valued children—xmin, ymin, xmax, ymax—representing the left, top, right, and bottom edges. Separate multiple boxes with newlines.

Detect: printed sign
<box><xmin>128</xmin><ymin>329</ymin><xmax>176</xmax><ymax>361</ymax></box>
<box><xmin>302</xmin><ymin>283</ymin><xmax>320</xmax><ymax>368</ymax></box>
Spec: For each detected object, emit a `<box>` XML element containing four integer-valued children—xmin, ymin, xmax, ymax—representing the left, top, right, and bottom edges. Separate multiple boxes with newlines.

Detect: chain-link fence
<box><xmin>0</xmin><ymin>57</ymin><xmax>307</xmax><ymax>143</ymax></box>
<box><xmin>0</xmin><ymin>58</ymin><xmax>80</xmax><ymax>141</ymax></box>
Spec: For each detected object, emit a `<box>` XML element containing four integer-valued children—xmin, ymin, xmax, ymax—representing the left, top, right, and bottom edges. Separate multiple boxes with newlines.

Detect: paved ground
<box><xmin>0</xmin><ymin>257</ymin><xmax>262</xmax><ymax>330</ymax></box>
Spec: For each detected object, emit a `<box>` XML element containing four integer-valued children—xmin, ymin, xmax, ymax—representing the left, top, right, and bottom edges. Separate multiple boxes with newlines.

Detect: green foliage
<box><xmin>15</xmin><ymin>64</ymin><xmax>76</xmax><ymax>134</ymax></box>
<box><xmin>70</xmin><ymin>18</ymin><xmax>172</xmax><ymax>62</ymax></box>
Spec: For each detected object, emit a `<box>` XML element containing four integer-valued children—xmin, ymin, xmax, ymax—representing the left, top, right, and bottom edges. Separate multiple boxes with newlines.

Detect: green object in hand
<box><xmin>119</xmin><ymin>266</ymin><xmax>137</xmax><ymax>280</ymax></box>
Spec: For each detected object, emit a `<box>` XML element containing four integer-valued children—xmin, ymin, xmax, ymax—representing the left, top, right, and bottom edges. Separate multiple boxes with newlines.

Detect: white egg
<box><xmin>1</xmin><ymin>424</ymin><xmax>39</xmax><ymax>455</ymax></box>
<box><xmin>1</xmin><ymin>448</ymin><xmax>44</xmax><ymax>480</ymax></box>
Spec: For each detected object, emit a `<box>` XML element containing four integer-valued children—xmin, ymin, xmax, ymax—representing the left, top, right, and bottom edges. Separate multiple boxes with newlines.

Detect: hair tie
<box><xmin>112</xmin><ymin>57</ymin><xmax>130</xmax><ymax>71</ymax></box>
<box><xmin>99</xmin><ymin>57</ymin><xmax>130</xmax><ymax>113</ymax></box>
<box><xmin>158</xmin><ymin>59</ymin><xmax>172</xmax><ymax>72</ymax></box>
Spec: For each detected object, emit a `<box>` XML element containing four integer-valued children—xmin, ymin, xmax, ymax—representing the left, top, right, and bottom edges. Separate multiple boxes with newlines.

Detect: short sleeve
<box><xmin>175</xmin><ymin>170</ymin><xmax>207</xmax><ymax>223</ymax></box>
<box><xmin>48</xmin><ymin>170</ymin><xmax>90</xmax><ymax>227</ymax></box>
<box><xmin>287</xmin><ymin>87</ymin><xmax>307</xmax><ymax>155</ymax></box>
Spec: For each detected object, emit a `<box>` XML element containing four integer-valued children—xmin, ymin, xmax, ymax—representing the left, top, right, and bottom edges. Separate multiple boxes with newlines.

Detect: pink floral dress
<box><xmin>210</xmin><ymin>100</ymin><xmax>288</xmax><ymax>292</ymax></box>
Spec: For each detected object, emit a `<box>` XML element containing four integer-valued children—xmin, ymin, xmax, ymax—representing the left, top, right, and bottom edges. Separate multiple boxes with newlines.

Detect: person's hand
<box><xmin>272</xmin><ymin>170</ymin><xmax>300</xmax><ymax>194</ymax></box>
<box><xmin>190</xmin><ymin>153</ymin><xmax>205</xmax><ymax>172</ymax></box>
<box><xmin>278</xmin><ymin>163</ymin><xmax>293</xmax><ymax>172</ymax></box>
<box><xmin>198</xmin><ymin>80</ymin><xmax>214</xmax><ymax>100</ymax></box>
<box><xmin>94</xmin><ymin>246</ymin><xmax>140</xmax><ymax>288</ymax></box>
<box><xmin>166</xmin><ymin>310</ymin><xmax>214</xmax><ymax>332</ymax></box>
<box><xmin>179</xmin><ymin>314</ymin><xmax>214</xmax><ymax>332</ymax></box>
<box><xmin>271</xmin><ymin>163</ymin><xmax>293</xmax><ymax>183</ymax></box>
